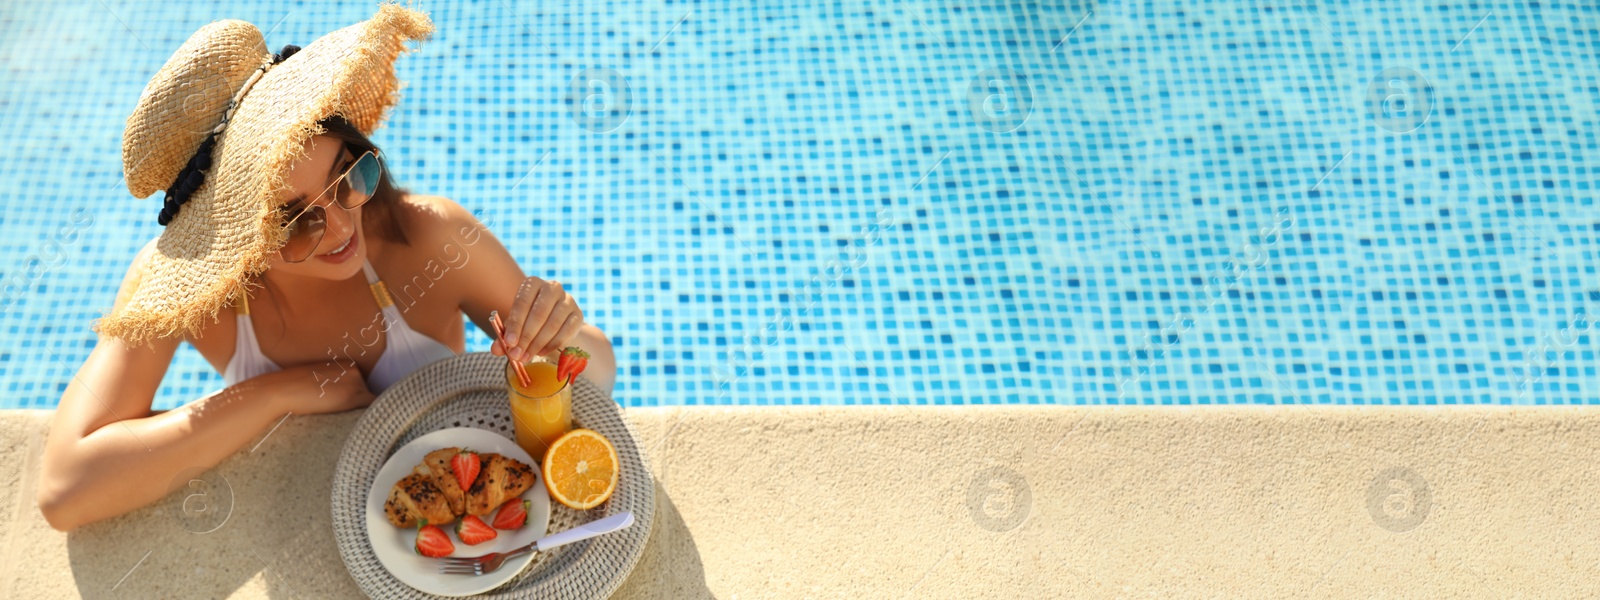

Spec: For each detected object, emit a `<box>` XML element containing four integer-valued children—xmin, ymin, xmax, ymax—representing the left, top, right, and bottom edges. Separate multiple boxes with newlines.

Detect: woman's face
<box><xmin>266</xmin><ymin>134</ymin><xmax>366</xmax><ymax>281</ymax></box>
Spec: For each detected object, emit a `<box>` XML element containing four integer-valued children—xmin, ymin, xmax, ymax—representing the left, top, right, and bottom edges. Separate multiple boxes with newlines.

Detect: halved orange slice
<box><xmin>542</xmin><ymin>428</ymin><xmax>619</xmax><ymax>510</ymax></box>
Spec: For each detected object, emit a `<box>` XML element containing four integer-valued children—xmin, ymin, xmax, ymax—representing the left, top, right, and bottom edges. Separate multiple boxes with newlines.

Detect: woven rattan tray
<box><xmin>332</xmin><ymin>352</ymin><xmax>654</xmax><ymax>599</ymax></box>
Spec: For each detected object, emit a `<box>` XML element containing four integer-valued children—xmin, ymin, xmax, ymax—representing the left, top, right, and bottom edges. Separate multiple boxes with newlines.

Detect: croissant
<box><xmin>465</xmin><ymin>453</ymin><xmax>537</xmax><ymax>516</ymax></box>
<box><xmin>420</xmin><ymin>447</ymin><xmax>467</xmax><ymax>516</ymax></box>
<box><xmin>386</xmin><ymin>448</ymin><xmax>537</xmax><ymax>527</ymax></box>
<box><xmin>384</xmin><ymin>473</ymin><xmax>455</xmax><ymax>528</ymax></box>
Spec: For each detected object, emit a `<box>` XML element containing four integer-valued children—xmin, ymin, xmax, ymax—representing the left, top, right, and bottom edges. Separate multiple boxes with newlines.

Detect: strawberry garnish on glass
<box><xmin>555</xmin><ymin>347</ymin><xmax>591</xmax><ymax>387</ymax></box>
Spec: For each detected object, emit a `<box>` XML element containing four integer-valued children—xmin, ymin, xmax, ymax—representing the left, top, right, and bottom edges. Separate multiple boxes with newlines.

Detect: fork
<box><xmin>437</xmin><ymin>512</ymin><xmax>635</xmax><ymax>576</ymax></box>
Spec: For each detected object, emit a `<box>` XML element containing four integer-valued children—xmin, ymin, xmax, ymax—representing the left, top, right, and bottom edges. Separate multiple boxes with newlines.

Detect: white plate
<box><xmin>365</xmin><ymin>427</ymin><xmax>552</xmax><ymax>597</ymax></box>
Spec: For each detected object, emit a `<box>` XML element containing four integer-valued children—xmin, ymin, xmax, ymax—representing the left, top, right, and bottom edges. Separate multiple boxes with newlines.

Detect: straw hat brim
<box><xmin>96</xmin><ymin>3</ymin><xmax>434</xmax><ymax>345</ymax></box>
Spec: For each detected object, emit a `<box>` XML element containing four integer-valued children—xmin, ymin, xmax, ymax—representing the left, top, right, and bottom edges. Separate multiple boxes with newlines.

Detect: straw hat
<box><xmin>94</xmin><ymin>2</ymin><xmax>435</xmax><ymax>345</ymax></box>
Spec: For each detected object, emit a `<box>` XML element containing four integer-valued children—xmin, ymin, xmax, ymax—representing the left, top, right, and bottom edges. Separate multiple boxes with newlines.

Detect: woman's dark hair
<box><xmin>245</xmin><ymin>113</ymin><xmax>413</xmax><ymax>343</ymax></box>
<box><xmin>311</xmin><ymin>113</ymin><xmax>412</xmax><ymax>247</ymax></box>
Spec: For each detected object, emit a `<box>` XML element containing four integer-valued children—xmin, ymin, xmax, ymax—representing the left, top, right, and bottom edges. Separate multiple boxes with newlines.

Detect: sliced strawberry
<box><xmin>452</xmin><ymin>451</ymin><xmax>480</xmax><ymax>493</ymax></box>
<box><xmin>559</xmin><ymin>347</ymin><xmax>590</xmax><ymax>385</ymax></box>
<box><xmin>491</xmin><ymin>498</ymin><xmax>532</xmax><ymax>530</ymax></box>
<box><xmin>454</xmin><ymin>514</ymin><xmax>498</xmax><ymax>546</ymax></box>
<box><xmin>415</xmin><ymin>520</ymin><xmax>455</xmax><ymax>557</ymax></box>
<box><xmin>556</xmin><ymin>350</ymin><xmax>574</xmax><ymax>382</ymax></box>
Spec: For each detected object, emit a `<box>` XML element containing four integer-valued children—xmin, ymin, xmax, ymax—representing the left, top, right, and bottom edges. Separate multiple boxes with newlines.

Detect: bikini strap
<box><xmin>362</xmin><ymin>258</ymin><xmax>397</xmax><ymax>308</ymax></box>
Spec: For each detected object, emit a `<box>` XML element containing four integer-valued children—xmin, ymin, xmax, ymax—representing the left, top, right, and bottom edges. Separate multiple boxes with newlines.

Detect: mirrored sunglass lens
<box><xmin>280</xmin><ymin>208</ymin><xmax>326</xmax><ymax>261</ymax></box>
<box><xmin>347</xmin><ymin>152</ymin><xmax>381</xmax><ymax>198</ymax></box>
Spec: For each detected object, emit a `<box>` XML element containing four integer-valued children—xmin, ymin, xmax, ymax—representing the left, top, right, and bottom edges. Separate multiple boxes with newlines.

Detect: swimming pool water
<box><xmin>1</xmin><ymin>1</ymin><xmax>1597</xmax><ymax>409</ymax></box>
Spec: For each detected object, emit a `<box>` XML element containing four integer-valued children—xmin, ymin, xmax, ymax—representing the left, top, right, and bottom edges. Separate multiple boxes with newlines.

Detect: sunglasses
<box><xmin>277</xmin><ymin>147</ymin><xmax>383</xmax><ymax>263</ymax></box>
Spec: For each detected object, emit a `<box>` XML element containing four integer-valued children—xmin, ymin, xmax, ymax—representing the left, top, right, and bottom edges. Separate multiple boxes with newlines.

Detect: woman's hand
<box><xmin>492</xmin><ymin>276</ymin><xmax>586</xmax><ymax>362</ymax></box>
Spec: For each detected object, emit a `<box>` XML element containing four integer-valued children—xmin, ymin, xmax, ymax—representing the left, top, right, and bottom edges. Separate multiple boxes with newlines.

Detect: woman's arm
<box><xmin>37</xmin><ymin>334</ymin><xmax>271</xmax><ymax>530</ymax></box>
<box><xmin>418</xmin><ymin>196</ymin><xmax>616</xmax><ymax>393</ymax></box>
<box><xmin>37</xmin><ymin>336</ymin><xmax>373</xmax><ymax>531</ymax></box>
<box><xmin>36</xmin><ymin>242</ymin><xmax>375</xmax><ymax>531</ymax></box>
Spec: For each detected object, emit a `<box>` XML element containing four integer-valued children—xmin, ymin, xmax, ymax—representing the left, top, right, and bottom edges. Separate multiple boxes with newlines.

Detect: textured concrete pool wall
<box><xmin>2</xmin><ymin>406</ymin><xmax>1596</xmax><ymax>597</ymax></box>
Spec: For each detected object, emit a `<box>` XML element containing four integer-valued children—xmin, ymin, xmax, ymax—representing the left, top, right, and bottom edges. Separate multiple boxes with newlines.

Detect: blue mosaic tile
<box><xmin>0</xmin><ymin>1</ymin><xmax>1597</xmax><ymax>409</ymax></box>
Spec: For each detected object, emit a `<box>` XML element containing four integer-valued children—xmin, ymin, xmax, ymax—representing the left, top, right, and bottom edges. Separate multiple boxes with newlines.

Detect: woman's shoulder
<box><xmin>393</xmin><ymin>193</ymin><xmax>491</xmax><ymax>249</ymax></box>
<box><xmin>374</xmin><ymin>193</ymin><xmax>490</xmax><ymax>319</ymax></box>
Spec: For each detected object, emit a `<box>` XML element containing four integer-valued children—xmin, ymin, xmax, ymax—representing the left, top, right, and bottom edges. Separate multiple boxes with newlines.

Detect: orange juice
<box><xmin>506</xmin><ymin>359</ymin><xmax>572</xmax><ymax>462</ymax></box>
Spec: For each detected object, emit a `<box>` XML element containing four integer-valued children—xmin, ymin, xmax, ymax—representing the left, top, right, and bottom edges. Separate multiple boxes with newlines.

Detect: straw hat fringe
<box><xmin>94</xmin><ymin>2</ymin><xmax>434</xmax><ymax>345</ymax></box>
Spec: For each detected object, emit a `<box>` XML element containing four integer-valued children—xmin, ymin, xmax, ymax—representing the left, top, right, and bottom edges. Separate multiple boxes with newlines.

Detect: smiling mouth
<box><xmin>323</xmin><ymin>235</ymin><xmax>353</xmax><ymax>256</ymax></box>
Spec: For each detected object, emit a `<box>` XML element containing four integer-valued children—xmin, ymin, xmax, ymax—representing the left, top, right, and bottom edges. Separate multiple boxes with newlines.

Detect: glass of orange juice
<box><xmin>506</xmin><ymin>353</ymin><xmax>572</xmax><ymax>463</ymax></box>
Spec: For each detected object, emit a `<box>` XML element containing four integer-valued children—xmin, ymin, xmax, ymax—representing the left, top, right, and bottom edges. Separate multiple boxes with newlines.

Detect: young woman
<box><xmin>37</xmin><ymin>111</ymin><xmax>614</xmax><ymax>531</ymax></box>
<box><xmin>38</xmin><ymin>6</ymin><xmax>617</xmax><ymax>531</ymax></box>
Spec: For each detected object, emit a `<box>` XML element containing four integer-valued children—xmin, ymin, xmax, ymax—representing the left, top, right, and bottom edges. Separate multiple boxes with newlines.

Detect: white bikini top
<box><xmin>221</xmin><ymin>258</ymin><xmax>459</xmax><ymax>393</ymax></box>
